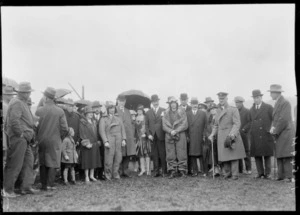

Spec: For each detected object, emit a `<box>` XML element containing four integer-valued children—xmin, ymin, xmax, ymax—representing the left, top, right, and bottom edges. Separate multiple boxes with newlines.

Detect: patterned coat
<box><xmin>272</xmin><ymin>96</ymin><xmax>295</xmax><ymax>158</ymax></box>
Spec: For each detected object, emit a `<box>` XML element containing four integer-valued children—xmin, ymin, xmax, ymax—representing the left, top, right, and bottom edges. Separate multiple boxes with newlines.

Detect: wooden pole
<box><xmin>68</xmin><ymin>83</ymin><xmax>82</xmax><ymax>100</ymax></box>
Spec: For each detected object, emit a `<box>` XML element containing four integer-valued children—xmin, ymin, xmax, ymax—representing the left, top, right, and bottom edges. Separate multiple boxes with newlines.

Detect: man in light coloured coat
<box><xmin>209</xmin><ymin>92</ymin><xmax>246</xmax><ymax>180</ymax></box>
<box><xmin>269</xmin><ymin>84</ymin><xmax>295</xmax><ymax>182</ymax></box>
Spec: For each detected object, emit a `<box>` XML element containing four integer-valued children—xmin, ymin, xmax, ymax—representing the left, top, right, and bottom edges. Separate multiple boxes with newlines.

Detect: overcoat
<box><xmin>36</xmin><ymin>100</ymin><xmax>69</xmax><ymax>168</ymax></box>
<box><xmin>186</xmin><ymin>109</ymin><xmax>207</xmax><ymax>156</ymax></box>
<box><xmin>212</xmin><ymin>103</ymin><xmax>246</xmax><ymax>162</ymax></box>
<box><xmin>272</xmin><ymin>96</ymin><xmax>295</xmax><ymax>158</ymax></box>
<box><xmin>245</xmin><ymin>102</ymin><xmax>274</xmax><ymax>157</ymax></box>
<box><xmin>116</xmin><ymin>106</ymin><xmax>136</xmax><ymax>157</ymax></box>
<box><xmin>3</xmin><ymin>101</ymin><xmax>9</xmax><ymax>151</ymax></box>
<box><xmin>64</xmin><ymin>110</ymin><xmax>80</xmax><ymax>144</ymax></box>
<box><xmin>61</xmin><ymin>136</ymin><xmax>78</xmax><ymax>164</ymax></box>
<box><xmin>238</xmin><ymin>105</ymin><xmax>251</xmax><ymax>152</ymax></box>
<box><xmin>145</xmin><ymin>107</ymin><xmax>165</xmax><ymax>141</ymax></box>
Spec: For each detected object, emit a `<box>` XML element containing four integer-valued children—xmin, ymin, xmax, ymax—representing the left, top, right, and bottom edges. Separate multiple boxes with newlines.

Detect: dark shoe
<box><xmin>254</xmin><ymin>174</ymin><xmax>264</xmax><ymax>179</ymax></box>
<box><xmin>168</xmin><ymin>172</ymin><xmax>176</xmax><ymax>179</ymax></box>
<box><xmin>98</xmin><ymin>176</ymin><xmax>106</xmax><ymax>181</ymax></box>
<box><xmin>69</xmin><ymin>181</ymin><xmax>76</xmax><ymax>185</ymax></box>
<box><xmin>121</xmin><ymin>173</ymin><xmax>132</xmax><ymax>178</ymax></box>
<box><xmin>3</xmin><ymin>191</ymin><xmax>20</xmax><ymax>198</ymax></box>
<box><xmin>153</xmin><ymin>173</ymin><xmax>160</xmax><ymax>177</ymax></box>
<box><xmin>264</xmin><ymin>174</ymin><xmax>272</xmax><ymax>179</ymax></box>
<box><xmin>231</xmin><ymin>176</ymin><xmax>238</xmax><ymax>180</ymax></box>
<box><xmin>191</xmin><ymin>173</ymin><xmax>198</xmax><ymax>177</ymax></box>
<box><xmin>40</xmin><ymin>186</ymin><xmax>48</xmax><ymax>191</ymax></box>
<box><xmin>274</xmin><ymin>177</ymin><xmax>284</xmax><ymax>181</ymax></box>
<box><xmin>179</xmin><ymin>171</ymin><xmax>187</xmax><ymax>178</ymax></box>
<box><xmin>23</xmin><ymin>188</ymin><xmax>39</xmax><ymax>194</ymax></box>
<box><xmin>223</xmin><ymin>174</ymin><xmax>231</xmax><ymax>179</ymax></box>
<box><xmin>63</xmin><ymin>181</ymin><xmax>70</xmax><ymax>186</ymax></box>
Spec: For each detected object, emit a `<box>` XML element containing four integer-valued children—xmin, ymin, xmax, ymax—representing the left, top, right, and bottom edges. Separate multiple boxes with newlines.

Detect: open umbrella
<box><xmin>119</xmin><ymin>89</ymin><xmax>151</xmax><ymax>110</ymax></box>
<box><xmin>3</xmin><ymin>77</ymin><xmax>18</xmax><ymax>89</ymax></box>
<box><xmin>74</xmin><ymin>99</ymin><xmax>92</xmax><ymax>108</ymax></box>
<box><xmin>55</xmin><ymin>88</ymin><xmax>72</xmax><ymax>99</ymax></box>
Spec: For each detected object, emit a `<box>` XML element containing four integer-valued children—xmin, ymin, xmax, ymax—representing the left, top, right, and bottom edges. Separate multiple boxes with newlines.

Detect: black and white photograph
<box><xmin>1</xmin><ymin>2</ymin><xmax>297</xmax><ymax>211</ymax></box>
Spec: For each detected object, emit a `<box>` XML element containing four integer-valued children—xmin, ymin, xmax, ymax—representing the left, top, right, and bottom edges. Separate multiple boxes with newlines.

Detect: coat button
<box><xmin>260</xmin><ymin>127</ymin><xmax>262</xmax><ymax>129</ymax></box>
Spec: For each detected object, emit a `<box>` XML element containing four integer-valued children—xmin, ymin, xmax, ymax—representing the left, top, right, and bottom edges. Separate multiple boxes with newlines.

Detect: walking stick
<box><xmin>211</xmin><ymin>138</ymin><xmax>215</xmax><ymax>179</ymax></box>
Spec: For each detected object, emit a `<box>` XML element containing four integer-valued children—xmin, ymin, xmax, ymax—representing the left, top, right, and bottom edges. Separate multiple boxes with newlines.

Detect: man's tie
<box><xmin>256</xmin><ymin>105</ymin><xmax>259</xmax><ymax>110</ymax></box>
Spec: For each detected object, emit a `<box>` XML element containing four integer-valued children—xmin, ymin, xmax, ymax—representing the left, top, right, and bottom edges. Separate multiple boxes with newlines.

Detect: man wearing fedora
<box><xmin>234</xmin><ymin>96</ymin><xmax>252</xmax><ymax>175</ymax></box>
<box><xmin>163</xmin><ymin>96</ymin><xmax>188</xmax><ymax>178</ymax></box>
<box><xmin>36</xmin><ymin>87</ymin><xmax>69</xmax><ymax>190</ymax></box>
<box><xmin>145</xmin><ymin>94</ymin><xmax>167</xmax><ymax>177</ymax></box>
<box><xmin>186</xmin><ymin>97</ymin><xmax>208</xmax><ymax>177</ymax></box>
<box><xmin>2</xmin><ymin>85</ymin><xmax>17</xmax><ymax>171</ymax></box>
<box><xmin>247</xmin><ymin>89</ymin><xmax>274</xmax><ymax>179</ymax></box>
<box><xmin>116</xmin><ymin>94</ymin><xmax>136</xmax><ymax>178</ymax></box>
<box><xmin>3</xmin><ymin>82</ymin><xmax>38</xmax><ymax>197</ymax></box>
<box><xmin>209</xmin><ymin>92</ymin><xmax>246</xmax><ymax>180</ymax></box>
<box><xmin>204</xmin><ymin>97</ymin><xmax>215</xmax><ymax>110</ymax></box>
<box><xmin>92</xmin><ymin>101</ymin><xmax>106</xmax><ymax>180</ymax></box>
<box><xmin>268</xmin><ymin>84</ymin><xmax>295</xmax><ymax>182</ymax></box>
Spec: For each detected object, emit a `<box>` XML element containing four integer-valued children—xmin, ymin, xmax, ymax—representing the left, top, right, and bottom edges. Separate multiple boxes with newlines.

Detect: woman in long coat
<box><xmin>79</xmin><ymin>106</ymin><xmax>101</xmax><ymax>183</ymax></box>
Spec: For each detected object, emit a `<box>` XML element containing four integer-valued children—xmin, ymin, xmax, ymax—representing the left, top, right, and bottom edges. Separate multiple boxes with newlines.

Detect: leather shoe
<box><xmin>168</xmin><ymin>172</ymin><xmax>176</xmax><ymax>179</ymax></box>
<box><xmin>191</xmin><ymin>173</ymin><xmax>198</xmax><ymax>177</ymax></box>
<box><xmin>254</xmin><ymin>174</ymin><xmax>264</xmax><ymax>179</ymax></box>
<box><xmin>231</xmin><ymin>176</ymin><xmax>238</xmax><ymax>180</ymax></box>
<box><xmin>264</xmin><ymin>174</ymin><xmax>272</xmax><ymax>179</ymax></box>
<box><xmin>3</xmin><ymin>191</ymin><xmax>20</xmax><ymax>198</ymax></box>
<box><xmin>98</xmin><ymin>176</ymin><xmax>106</xmax><ymax>181</ymax></box>
<box><xmin>153</xmin><ymin>173</ymin><xmax>160</xmax><ymax>177</ymax></box>
<box><xmin>24</xmin><ymin>188</ymin><xmax>39</xmax><ymax>194</ymax></box>
<box><xmin>223</xmin><ymin>174</ymin><xmax>231</xmax><ymax>179</ymax></box>
<box><xmin>121</xmin><ymin>173</ymin><xmax>132</xmax><ymax>178</ymax></box>
<box><xmin>69</xmin><ymin>181</ymin><xmax>76</xmax><ymax>185</ymax></box>
<box><xmin>274</xmin><ymin>177</ymin><xmax>284</xmax><ymax>181</ymax></box>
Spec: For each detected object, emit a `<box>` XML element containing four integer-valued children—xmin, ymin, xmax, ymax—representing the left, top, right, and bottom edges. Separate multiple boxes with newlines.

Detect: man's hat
<box><xmin>204</xmin><ymin>97</ymin><xmax>214</xmax><ymax>103</ymax></box>
<box><xmin>217</xmin><ymin>92</ymin><xmax>228</xmax><ymax>98</ymax></box>
<box><xmin>43</xmin><ymin>87</ymin><xmax>56</xmax><ymax>100</ymax></box>
<box><xmin>267</xmin><ymin>84</ymin><xmax>284</xmax><ymax>93</ymax></box>
<box><xmin>105</xmin><ymin>101</ymin><xmax>116</xmax><ymax>108</ymax></box>
<box><xmin>117</xmin><ymin>94</ymin><xmax>126</xmax><ymax>101</ymax></box>
<box><xmin>92</xmin><ymin>101</ymin><xmax>102</xmax><ymax>108</ymax></box>
<box><xmin>2</xmin><ymin>86</ymin><xmax>17</xmax><ymax>95</ymax></box>
<box><xmin>167</xmin><ymin>96</ymin><xmax>178</xmax><ymax>104</ymax></box>
<box><xmin>252</xmin><ymin>89</ymin><xmax>263</xmax><ymax>98</ymax></box>
<box><xmin>83</xmin><ymin>106</ymin><xmax>94</xmax><ymax>114</ymax></box>
<box><xmin>190</xmin><ymin>97</ymin><xmax>199</xmax><ymax>105</ymax></box>
<box><xmin>15</xmin><ymin>82</ymin><xmax>34</xmax><ymax>93</ymax></box>
<box><xmin>64</xmin><ymin>98</ymin><xmax>75</xmax><ymax>106</ymax></box>
<box><xmin>234</xmin><ymin>96</ymin><xmax>245</xmax><ymax>103</ymax></box>
<box><xmin>151</xmin><ymin>94</ymin><xmax>160</xmax><ymax>102</ymax></box>
<box><xmin>208</xmin><ymin>103</ymin><xmax>218</xmax><ymax>112</ymax></box>
<box><xmin>180</xmin><ymin>93</ymin><xmax>188</xmax><ymax>100</ymax></box>
<box><xmin>198</xmin><ymin>103</ymin><xmax>208</xmax><ymax>109</ymax></box>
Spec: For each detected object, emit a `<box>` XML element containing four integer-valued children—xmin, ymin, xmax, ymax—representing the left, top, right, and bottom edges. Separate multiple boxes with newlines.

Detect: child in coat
<box><xmin>62</xmin><ymin>128</ymin><xmax>78</xmax><ymax>185</ymax></box>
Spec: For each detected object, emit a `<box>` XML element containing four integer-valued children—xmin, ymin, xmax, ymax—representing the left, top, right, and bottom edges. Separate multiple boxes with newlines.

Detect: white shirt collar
<box><xmin>256</xmin><ymin>102</ymin><xmax>262</xmax><ymax>109</ymax></box>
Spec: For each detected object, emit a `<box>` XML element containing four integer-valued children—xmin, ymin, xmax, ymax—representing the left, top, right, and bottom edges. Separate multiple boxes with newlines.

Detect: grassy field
<box><xmin>2</xmin><ymin>159</ymin><xmax>295</xmax><ymax>211</ymax></box>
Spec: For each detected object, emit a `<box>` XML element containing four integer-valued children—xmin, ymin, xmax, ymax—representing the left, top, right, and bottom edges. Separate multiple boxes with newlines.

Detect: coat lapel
<box><xmin>273</xmin><ymin>96</ymin><xmax>283</xmax><ymax>118</ymax></box>
<box><xmin>191</xmin><ymin>110</ymin><xmax>199</xmax><ymax>125</ymax></box>
<box><xmin>253</xmin><ymin>102</ymin><xmax>266</xmax><ymax>119</ymax></box>
<box><xmin>217</xmin><ymin>107</ymin><xmax>227</xmax><ymax>123</ymax></box>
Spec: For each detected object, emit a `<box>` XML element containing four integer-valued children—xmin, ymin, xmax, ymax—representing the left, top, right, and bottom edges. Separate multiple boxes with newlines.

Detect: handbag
<box><xmin>224</xmin><ymin>136</ymin><xmax>236</xmax><ymax>149</ymax></box>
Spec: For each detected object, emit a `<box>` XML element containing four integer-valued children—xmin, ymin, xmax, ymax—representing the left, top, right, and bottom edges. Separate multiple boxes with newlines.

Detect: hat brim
<box><xmin>15</xmin><ymin>89</ymin><xmax>34</xmax><ymax>93</ymax></box>
<box><xmin>3</xmin><ymin>92</ymin><xmax>17</xmax><ymax>95</ymax></box>
<box><xmin>267</xmin><ymin>90</ymin><xmax>284</xmax><ymax>92</ymax></box>
<box><xmin>151</xmin><ymin>99</ymin><xmax>160</xmax><ymax>102</ymax></box>
<box><xmin>251</xmin><ymin>94</ymin><xmax>264</xmax><ymax>97</ymax></box>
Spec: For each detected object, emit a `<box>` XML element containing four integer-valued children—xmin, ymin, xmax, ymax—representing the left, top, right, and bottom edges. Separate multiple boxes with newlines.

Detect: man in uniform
<box><xmin>209</xmin><ymin>92</ymin><xmax>246</xmax><ymax>180</ymax></box>
<box><xmin>247</xmin><ymin>90</ymin><xmax>274</xmax><ymax>179</ymax></box>
<box><xmin>145</xmin><ymin>94</ymin><xmax>167</xmax><ymax>177</ymax></box>
<box><xmin>3</xmin><ymin>82</ymin><xmax>38</xmax><ymax>197</ymax></box>
<box><xmin>36</xmin><ymin>87</ymin><xmax>69</xmax><ymax>190</ymax></box>
<box><xmin>163</xmin><ymin>96</ymin><xmax>188</xmax><ymax>178</ymax></box>
<box><xmin>234</xmin><ymin>96</ymin><xmax>252</xmax><ymax>175</ymax></box>
<box><xmin>116</xmin><ymin>94</ymin><xmax>136</xmax><ymax>178</ymax></box>
<box><xmin>269</xmin><ymin>84</ymin><xmax>295</xmax><ymax>182</ymax></box>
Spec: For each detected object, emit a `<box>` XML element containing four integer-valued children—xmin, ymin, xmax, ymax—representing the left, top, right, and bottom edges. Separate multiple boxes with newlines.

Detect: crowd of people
<box><xmin>2</xmin><ymin>82</ymin><xmax>296</xmax><ymax>198</ymax></box>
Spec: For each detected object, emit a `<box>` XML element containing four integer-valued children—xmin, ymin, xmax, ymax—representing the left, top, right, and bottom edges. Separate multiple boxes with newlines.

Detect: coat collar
<box><xmin>273</xmin><ymin>95</ymin><xmax>284</xmax><ymax>117</ymax></box>
<box><xmin>252</xmin><ymin>101</ymin><xmax>266</xmax><ymax>119</ymax></box>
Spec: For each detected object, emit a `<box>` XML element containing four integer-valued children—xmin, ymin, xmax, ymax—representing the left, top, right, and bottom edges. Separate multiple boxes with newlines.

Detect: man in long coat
<box><xmin>234</xmin><ymin>96</ymin><xmax>252</xmax><ymax>174</ymax></box>
<box><xmin>245</xmin><ymin>89</ymin><xmax>274</xmax><ymax>179</ymax></box>
<box><xmin>209</xmin><ymin>92</ymin><xmax>246</xmax><ymax>180</ymax></box>
<box><xmin>116</xmin><ymin>94</ymin><xmax>136</xmax><ymax>177</ymax></box>
<box><xmin>36</xmin><ymin>87</ymin><xmax>69</xmax><ymax>190</ymax></box>
<box><xmin>163</xmin><ymin>96</ymin><xmax>188</xmax><ymax>179</ymax></box>
<box><xmin>3</xmin><ymin>82</ymin><xmax>37</xmax><ymax>197</ymax></box>
<box><xmin>145</xmin><ymin>94</ymin><xmax>167</xmax><ymax>177</ymax></box>
<box><xmin>186</xmin><ymin>97</ymin><xmax>207</xmax><ymax>177</ymax></box>
<box><xmin>269</xmin><ymin>84</ymin><xmax>295</xmax><ymax>182</ymax></box>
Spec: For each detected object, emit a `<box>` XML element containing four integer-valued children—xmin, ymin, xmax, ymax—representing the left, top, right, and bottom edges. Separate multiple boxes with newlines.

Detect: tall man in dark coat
<box><xmin>246</xmin><ymin>90</ymin><xmax>274</xmax><ymax>179</ymax></box>
<box><xmin>234</xmin><ymin>96</ymin><xmax>252</xmax><ymax>174</ymax></box>
<box><xmin>36</xmin><ymin>87</ymin><xmax>69</xmax><ymax>190</ymax></box>
<box><xmin>179</xmin><ymin>93</ymin><xmax>192</xmax><ymax>175</ymax></box>
<box><xmin>269</xmin><ymin>84</ymin><xmax>295</xmax><ymax>182</ymax></box>
<box><xmin>92</xmin><ymin>100</ymin><xmax>106</xmax><ymax>180</ymax></box>
<box><xmin>186</xmin><ymin>97</ymin><xmax>207</xmax><ymax>177</ymax></box>
<box><xmin>145</xmin><ymin>94</ymin><xmax>167</xmax><ymax>177</ymax></box>
<box><xmin>116</xmin><ymin>94</ymin><xmax>136</xmax><ymax>178</ymax></box>
<box><xmin>3</xmin><ymin>82</ymin><xmax>38</xmax><ymax>198</ymax></box>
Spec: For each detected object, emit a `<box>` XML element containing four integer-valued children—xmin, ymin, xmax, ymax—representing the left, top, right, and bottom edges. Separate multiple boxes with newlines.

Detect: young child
<box><xmin>62</xmin><ymin>127</ymin><xmax>78</xmax><ymax>185</ymax></box>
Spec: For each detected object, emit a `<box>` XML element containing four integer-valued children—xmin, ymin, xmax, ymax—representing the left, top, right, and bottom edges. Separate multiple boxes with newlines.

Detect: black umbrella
<box><xmin>55</xmin><ymin>88</ymin><xmax>72</xmax><ymax>99</ymax></box>
<box><xmin>74</xmin><ymin>99</ymin><xmax>92</xmax><ymax>108</ymax></box>
<box><xmin>119</xmin><ymin>89</ymin><xmax>151</xmax><ymax>110</ymax></box>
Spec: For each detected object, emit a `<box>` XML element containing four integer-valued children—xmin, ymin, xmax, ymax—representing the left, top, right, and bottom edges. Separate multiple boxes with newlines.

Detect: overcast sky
<box><xmin>2</xmin><ymin>4</ymin><xmax>296</xmax><ymax>108</ymax></box>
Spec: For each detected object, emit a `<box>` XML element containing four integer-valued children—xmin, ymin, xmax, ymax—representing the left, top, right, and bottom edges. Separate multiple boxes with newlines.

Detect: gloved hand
<box><xmin>104</xmin><ymin>142</ymin><xmax>110</xmax><ymax>148</ymax></box>
<box><xmin>122</xmin><ymin>140</ymin><xmax>126</xmax><ymax>147</ymax></box>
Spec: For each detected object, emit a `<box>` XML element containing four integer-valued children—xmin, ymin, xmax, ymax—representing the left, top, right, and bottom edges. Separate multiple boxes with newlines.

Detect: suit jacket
<box><xmin>180</xmin><ymin>104</ymin><xmax>192</xmax><ymax>113</ymax></box>
<box><xmin>246</xmin><ymin>102</ymin><xmax>274</xmax><ymax>157</ymax></box>
<box><xmin>145</xmin><ymin>107</ymin><xmax>165</xmax><ymax>141</ymax></box>
<box><xmin>272</xmin><ymin>96</ymin><xmax>295</xmax><ymax>158</ymax></box>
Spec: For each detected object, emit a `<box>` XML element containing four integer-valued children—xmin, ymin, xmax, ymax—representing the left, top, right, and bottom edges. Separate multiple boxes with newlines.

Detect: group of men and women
<box><xmin>2</xmin><ymin>82</ymin><xmax>295</xmax><ymax>198</ymax></box>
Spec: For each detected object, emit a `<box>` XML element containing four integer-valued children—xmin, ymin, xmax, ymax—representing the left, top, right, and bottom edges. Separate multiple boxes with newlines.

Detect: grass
<box><xmin>2</xmin><ymin>159</ymin><xmax>295</xmax><ymax>211</ymax></box>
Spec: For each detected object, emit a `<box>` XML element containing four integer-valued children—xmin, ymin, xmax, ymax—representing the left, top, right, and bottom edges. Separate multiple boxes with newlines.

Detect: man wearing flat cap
<box><xmin>3</xmin><ymin>82</ymin><xmax>38</xmax><ymax>197</ymax></box>
<box><xmin>145</xmin><ymin>94</ymin><xmax>167</xmax><ymax>177</ymax></box>
<box><xmin>2</xmin><ymin>85</ymin><xmax>17</xmax><ymax>172</ymax></box>
<box><xmin>234</xmin><ymin>96</ymin><xmax>252</xmax><ymax>175</ymax></box>
<box><xmin>116</xmin><ymin>94</ymin><xmax>136</xmax><ymax>178</ymax></box>
<box><xmin>268</xmin><ymin>85</ymin><xmax>295</xmax><ymax>182</ymax></box>
<box><xmin>209</xmin><ymin>92</ymin><xmax>246</xmax><ymax>180</ymax></box>
<box><xmin>186</xmin><ymin>97</ymin><xmax>208</xmax><ymax>177</ymax></box>
<box><xmin>246</xmin><ymin>89</ymin><xmax>274</xmax><ymax>180</ymax></box>
<box><xmin>36</xmin><ymin>87</ymin><xmax>69</xmax><ymax>190</ymax></box>
<box><xmin>162</xmin><ymin>96</ymin><xmax>188</xmax><ymax>178</ymax></box>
